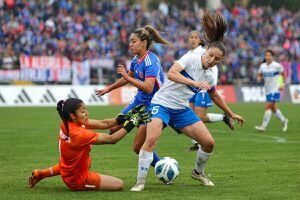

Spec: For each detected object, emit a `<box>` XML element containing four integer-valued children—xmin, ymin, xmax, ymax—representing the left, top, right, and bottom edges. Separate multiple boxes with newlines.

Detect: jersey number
<box><xmin>152</xmin><ymin>106</ymin><xmax>160</xmax><ymax>114</ymax></box>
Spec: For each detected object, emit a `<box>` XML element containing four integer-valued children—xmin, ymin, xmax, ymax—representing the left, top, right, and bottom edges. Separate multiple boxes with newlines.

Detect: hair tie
<box><xmin>62</xmin><ymin>100</ymin><xmax>65</xmax><ymax>112</ymax></box>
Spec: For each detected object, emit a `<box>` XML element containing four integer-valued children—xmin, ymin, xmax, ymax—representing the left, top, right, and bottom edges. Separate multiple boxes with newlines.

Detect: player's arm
<box><xmin>117</xmin><ymin>65</ymin><xmax>155</xmax><ymax>94</ymax></box>
<box><xmin>95</xmin><ymin>69</ymin><xmax>133</xmax><ymax>96</ymax></box>
<box><xmin>94</xmin><ymin>128</ymin><xmax>129</xmax><ymax>145</ymax></box>
<box><xmin>85</xmin><ymin>118</ymin><xmax>118</xmax><ymax>130</ymax></box>
<box><xmin>208</xmin><ymin>90</ymin><xmax>245</xmax><ymax>125</ymax></box>
<box><xmin>257</xmin><ymin>72</ymin><xmax>263</xmax><ymax>83</ymax></box>
<box><xmin>167</xmin><ymin>63</ymin><xmax>211</xmax><ymax>90</ymax></box>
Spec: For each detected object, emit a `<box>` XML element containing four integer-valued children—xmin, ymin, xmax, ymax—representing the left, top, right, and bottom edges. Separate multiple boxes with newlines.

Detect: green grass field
<box><xmin>0</xmin><ymin>103</ymin><xmax>299</xmax><ymax>200</ymax></box>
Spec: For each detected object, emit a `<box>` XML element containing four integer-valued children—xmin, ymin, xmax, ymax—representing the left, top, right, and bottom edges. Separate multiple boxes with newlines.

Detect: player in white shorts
<box><xmin>131</xmin><ymin>11</ymin><xmax>244</xmax><ymax>192</ymax></box>
<box><xmin>187</xmin><ymin>31</ymin><xmax>234</xmax><ymax>151</ymax></box>
<box><xmin>255</xmin><ymin>49</ymin><xmax>288</xmax><ymax>132</ymax></box>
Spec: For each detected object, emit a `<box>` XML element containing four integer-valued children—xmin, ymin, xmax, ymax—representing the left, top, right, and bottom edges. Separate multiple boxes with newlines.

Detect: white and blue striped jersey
<box><xmin>151</xmin><ymin>49</ymin><xmax>216</xmax><ymax>110</ymax></box>
<box><xmin>258</xmin><ymin>61</ymin><xmax>283</xmax><ymax>94</ymax></box>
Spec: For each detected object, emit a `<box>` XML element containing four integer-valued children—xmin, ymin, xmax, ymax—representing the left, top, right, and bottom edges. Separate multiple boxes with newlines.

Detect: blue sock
<box><xmin>151</xmin><ymin>151</ymin><xmax>160</xmax><ymax>167</ymax></box>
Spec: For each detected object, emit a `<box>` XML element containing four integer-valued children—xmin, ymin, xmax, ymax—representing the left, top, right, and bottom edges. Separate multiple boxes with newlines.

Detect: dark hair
<box><xmin>132</xmin><ymin>25</ymin><xmax>172</xmax><ymax>49</ymax></box>
<box><xmin>201</xmin><ymin>10</ymin><xmax>228</xmax><ymax>56</ymax></box>
<box><xmin>56</xmin><ymin>98</ymin><xmax>83</xmax><ymax>139</ymax></box>
<box><xmin>265</xmin><ymin>49</ymin><xmax>275</xmax><ymax>57</ymax></box>
<box><xmin>188</xmin><ymin>30</ymin><xmax>205</xmax><ymax>47</ymax></box>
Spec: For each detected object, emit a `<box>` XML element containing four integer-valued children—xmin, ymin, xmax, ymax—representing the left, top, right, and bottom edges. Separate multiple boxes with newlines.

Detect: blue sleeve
<box><xmin>145</xmin><ymin>59</ymin><xmax>161</xmax><ymax>78</ymax></box>
<box><xmin>130</xmin><ymin>62</ymin><xmax>135</xmax><ymax>72</ymax></box>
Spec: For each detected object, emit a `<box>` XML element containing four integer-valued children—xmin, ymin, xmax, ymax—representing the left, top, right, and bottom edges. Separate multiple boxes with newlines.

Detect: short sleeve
<box><xmin>75</xmin><ymin>129</ymin><xmax>99</xmax><ymax>146</ymax></box>
<box><xmin>130</xmin><ymin>61</ymin><xmax>135</xmax><ymax>72</ymax></box>
<box><xmin>145</xmin><ymin>59</ymin><xmax>161</xmax><ymax>78</ymax></box>
<box><xmin>212</xmin><ymin>67</ymin><xmax>218</xmax><ymax>86</ymax></box>
<box><xmin>277</xmin><ymin>63</ymin><xmax>284</xmax><ymax>73</ymax></box>
<box><xmin>175</xmin><ymin>52</ymin><xmax>193</xmax><ymax>69</ymax></box>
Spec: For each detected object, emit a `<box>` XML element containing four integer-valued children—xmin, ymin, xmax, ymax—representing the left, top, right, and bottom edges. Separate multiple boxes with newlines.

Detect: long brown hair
<box><xmin>201</xmin><ymin>10</ymin><xmax>228</xmax><ymax>55</ymax></box>
<box><xmin>133</xmin><ymin>25</ymin><xmax>172</xmax><ymax>49</ymax></box>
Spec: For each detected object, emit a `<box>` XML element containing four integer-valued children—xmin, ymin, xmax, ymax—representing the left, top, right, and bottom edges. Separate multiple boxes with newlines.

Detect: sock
<box><xmin>262</xmin><ymin>109</ymin><xmax>272</xmax><ymax>127</ymax></box>
<box><xmin>192</xmin><ymin>139</ymin><xmax>198</xmax><ymax>145</ymax></box>
<box><xmin>151</xmin><ymin>151</ymin><xmax>160</xmax><ymax>167</ymax></box>
<box><xmin>207</xmin><ymin>113</ymin><xmax>224</xmax><ymax>123</ymax></box>
<box><xmin>39</xmin><ymin>164</ymin><xmax>60</xmax><ymax>179</ymax></box>
<box><xmin>195</xmin><ymin>148</ymin><xmax>212</xmax><ymax>174</ymax></box>
<box><xmin>137</xmin><ymin>150</ymin><xmax>153</xmax><ymax>184</ymax></box>
<box><xmin>274</xmin><ymin>109</ymin><xmax>285</xmax><ymax>123</ymax></box>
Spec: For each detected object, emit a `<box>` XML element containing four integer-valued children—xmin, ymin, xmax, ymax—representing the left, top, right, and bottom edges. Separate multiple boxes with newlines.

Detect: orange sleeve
<box><xmin>75</xmin><ymin>129</ymin><xmax>99</xmax><ymax>147</ymax></box>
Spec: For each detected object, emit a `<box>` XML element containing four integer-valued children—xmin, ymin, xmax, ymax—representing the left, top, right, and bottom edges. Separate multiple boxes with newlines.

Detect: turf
<box><xmin>0</xmin><ymin>103</ymin><xmax>299</xmax><ymax>200</ymax></box>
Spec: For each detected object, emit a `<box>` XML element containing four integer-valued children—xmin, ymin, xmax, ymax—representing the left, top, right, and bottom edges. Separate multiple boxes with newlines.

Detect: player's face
<box><xmin>73</xmin><ymin>103</ymin><xmax>89</xmax><ymax>125</ymax></box>
<box><xmin>265</xmin><ymin>52</ymin><xmax>274</xmax><ymax>63</ymax></box>
<box><xmin>129</xmin><ymin>33</ymin><xmax>146</xmax><ymax>55</ymax></box>
<box><xmin>202</xmin><ymin>47</ymin><xmax>224</xmax><ymax>69</ymax></box>
<box><xmin>188</xmin><ymin>33</ymin><xmax>201</xmax><ymax>50</ymax></box>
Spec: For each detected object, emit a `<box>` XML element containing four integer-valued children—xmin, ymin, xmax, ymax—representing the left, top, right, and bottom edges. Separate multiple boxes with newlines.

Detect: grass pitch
<box><xmin>0</xmin><ymin>103</ymin><xmax>299</xmax><ymax>200</ymax></box>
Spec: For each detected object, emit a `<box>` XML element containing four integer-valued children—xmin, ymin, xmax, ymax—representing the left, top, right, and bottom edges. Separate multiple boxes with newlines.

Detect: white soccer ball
<box><xmin>154</xmin><ymin>157</ymin><xmax>179</xmax><ymax>183</ymax></box>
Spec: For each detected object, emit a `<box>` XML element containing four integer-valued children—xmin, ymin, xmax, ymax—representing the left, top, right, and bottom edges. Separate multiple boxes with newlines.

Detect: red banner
<box><xmin>216</xmin><ymin>85</ymin><xmax>237</xmax><ymax>103</ymax></box>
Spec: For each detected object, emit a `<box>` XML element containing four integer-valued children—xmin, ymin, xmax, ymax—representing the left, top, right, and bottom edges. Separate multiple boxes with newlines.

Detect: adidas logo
<box><xmin>0</xmin><ymin>92</ymin><xmax>6</xmax><ymax>104</ymax></box>
<box><xmin>67</xmin><ymin>89</ymin><xmax>79</xmax><ymax>99</ymax></box>
<box><xmin>88</xmin><ymin>93</ymin><xmax>104</xmax><ymax>103</ymax></box>
<box><xmin>14</xmin><ymin>89</ymin><xmax>32</xmax><ymax>104</ymax></box>
<box><xmin>40</xmin><ymin>89</ymin><xmax>56</xmax><ymax>103</ymax></box>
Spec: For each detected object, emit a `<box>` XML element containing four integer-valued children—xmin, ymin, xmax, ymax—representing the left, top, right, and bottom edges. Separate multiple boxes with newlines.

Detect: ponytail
<box><xmin>133</xmin><ymin>25</ymin><xmax>173</xmax><ymax>50</ymax></box>
<box><xmin>201</xmin><ymin>10</ymin><xmax>227</xmax><ymax>55</ymax></box>
<box><xmin>56</xmin><ymin>98</ymin><xmax>83</xmax><ymax>140</ymax></box>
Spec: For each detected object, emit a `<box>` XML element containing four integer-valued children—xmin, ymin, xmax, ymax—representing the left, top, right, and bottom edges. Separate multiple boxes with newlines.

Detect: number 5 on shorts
<box><xmin>152</xmin><ymin>106</ymin><xmax>160</xmax><ymax>114</ymax></box>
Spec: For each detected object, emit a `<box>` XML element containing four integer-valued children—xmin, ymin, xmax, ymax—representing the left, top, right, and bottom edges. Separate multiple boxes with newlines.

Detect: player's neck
<box><xmin>137</xmin><ymin>49</ymin><xmax>149</xmax><ymax>60</ymax></box>
<box><xmin>266</xmin><ymin>61</ymin><xmax>273</xmax><ymax>65</ymax></box>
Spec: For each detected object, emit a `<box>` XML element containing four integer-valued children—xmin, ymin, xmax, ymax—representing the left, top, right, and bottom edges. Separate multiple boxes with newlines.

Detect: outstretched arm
<box><xmin>209</xmin><ymin>91</ymin><xmax>244</xmax><ymax>125</ymax></box>
<box><xmin>85</xmin><ymin>118</ymin><xmax>118</xmax><ymax>130</ymax></box>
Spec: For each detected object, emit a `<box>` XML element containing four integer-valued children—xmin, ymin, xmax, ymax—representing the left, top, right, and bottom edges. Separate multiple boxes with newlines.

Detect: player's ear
<box><xmin>70</xmin><ymin>113</ymin><xmax>76</xmax><ymax>122</ymax></box>
<box><xmin>142</xmin><ymin>40</ymin><xmax>147</xmax><ymax>48</ymax></box>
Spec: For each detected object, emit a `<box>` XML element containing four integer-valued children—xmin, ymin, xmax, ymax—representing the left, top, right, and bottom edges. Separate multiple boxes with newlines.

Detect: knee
<box><xmin>201</xmin><ymin>139</ymin><xmax>214</xmax><ymax>153</ymax></box>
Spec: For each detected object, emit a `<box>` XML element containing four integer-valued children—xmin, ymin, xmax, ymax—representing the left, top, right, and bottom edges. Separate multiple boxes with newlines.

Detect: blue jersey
<box><xmin>130</xmin><ymin>51</ymin><xmax>164</xmax><ymax>104</ymax></box>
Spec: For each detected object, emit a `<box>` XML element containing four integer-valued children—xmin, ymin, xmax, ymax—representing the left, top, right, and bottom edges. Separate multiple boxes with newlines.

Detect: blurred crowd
<box><xmin>0</xmin><ymin>0</ymin><xmax>299</xmax><ymax>84</ymax></box>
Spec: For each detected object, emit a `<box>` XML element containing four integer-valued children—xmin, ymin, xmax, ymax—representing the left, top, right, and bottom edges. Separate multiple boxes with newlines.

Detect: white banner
<box><xmin>0</xmin><ymin>85</ymin><xmax>108</xmax><ymax>106</ymax></box>
<box><xmin>240</xmin><ymin>86</ymin><xmax>266</xmax><ymax>102</ymax></box>
<box><xmin>289</xmin><ymin>85</ymin><xmax>300</xmax><ymax>103</ymax></box>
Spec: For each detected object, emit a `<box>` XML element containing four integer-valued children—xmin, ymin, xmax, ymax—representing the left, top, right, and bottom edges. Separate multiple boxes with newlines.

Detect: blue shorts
<box><xmin>150</xmin><ymin>103</ymin><xmax>201</xmax><ymax>130</ymax></box>
<box><xmin>266</xmin><ymin>92</ymin><xmax>280</xmax><ymax>102</ymax></box>
<box><xmin>189</xmin><ymin>92</ymin><xmax>213</xmax><ymax>108</ymax></box>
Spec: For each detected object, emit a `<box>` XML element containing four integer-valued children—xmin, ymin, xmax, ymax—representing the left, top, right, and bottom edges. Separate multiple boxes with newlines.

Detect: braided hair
<box><xmin>132</xmin><ymin>25</ymin><xmax>172</xmax><ymax>50</ymax></box>
<box><xmin>56</xmin><ymin>98</ymin><xmax>83</xmax><ymax>140</ymax></box>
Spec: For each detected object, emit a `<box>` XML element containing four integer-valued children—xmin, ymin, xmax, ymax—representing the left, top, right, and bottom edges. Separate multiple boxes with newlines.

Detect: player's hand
<box><xmin>117</xmin><ymin>65</ymin><xmax>130</xmax><ymax>80</ymax></box>
<box><xmin>231</xmin><ymin>114</ymin><xmax>245</xmax><ymax>126</ymax></box>
<box><xmin>95</xmin><ymin>87</ymin><xmax>110</xmax><ymax>97</ymax></box>
<box><xmin>116</xmin><ymin>104</ymin><xmax>146</xmax><ymax>125</ymax></box>
<box><xmin>193</xmin><ymin>81</ymin><xmax>211</xmax><ymax>90</ymax></box>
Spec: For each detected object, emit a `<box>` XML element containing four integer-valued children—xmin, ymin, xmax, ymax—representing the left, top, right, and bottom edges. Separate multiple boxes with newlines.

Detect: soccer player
<box><xmin>187</xmin><ymin>30</ymin><xmax>234</xmax><ymax>151</ymax></box>
<box><xmin>254</xmin><ymin>50</ymin><xmax>289</xmax><ymax>132</ymax></box>
<box><xmin>130</xmin><ymin>11</ymin><xmax>245</xmax><ymax>192</ymax></box>
<box><xmin>96</xmin><ymin>25</ymin><xmax>172</xmax><ymax>166</ymax></box>
<box><xmin>28</xmin><ymin>98</ymin><xmax>151</xmax><ymax>191</ymax></box>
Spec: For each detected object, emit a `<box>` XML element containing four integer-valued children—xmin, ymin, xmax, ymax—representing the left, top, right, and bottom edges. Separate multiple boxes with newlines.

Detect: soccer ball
<box><xmin>154</xmin><ymin>157</ymin><xmax>179</xmax><ymax>183</ymax></box>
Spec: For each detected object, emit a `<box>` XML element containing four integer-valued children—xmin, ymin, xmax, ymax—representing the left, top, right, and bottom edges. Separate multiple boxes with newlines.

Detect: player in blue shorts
<box><xmin>96</xmin><ymin>25</ymin><xmax>172</xmax><ymax>167</ymax></box>
<box><xmin>131</xmin><ymin>11</ymin><xmax>244</xmax><ymax>192</ymax></box>
<box><xmin>187</xmin><ymin>31</ymin><xmax>234</xmax><ymax>151</ymax></box>
<box><xmin>255</xmin><ymin>49</ymin><xmax>288</xmax><ymax>132</ymax></box>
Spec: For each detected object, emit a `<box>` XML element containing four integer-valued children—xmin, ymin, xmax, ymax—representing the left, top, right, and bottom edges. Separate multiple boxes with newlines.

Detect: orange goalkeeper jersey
<box><xmin>58</xmin><ymin>122</ymin><xmax>99</xmax><ymax>190</ymax></box>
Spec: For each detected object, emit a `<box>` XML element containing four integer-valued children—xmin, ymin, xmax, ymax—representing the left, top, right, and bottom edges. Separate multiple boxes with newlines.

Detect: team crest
<box><xmin>139</xmin><ymin>71</ymin><xmax>144</xmax><ymax>79</ymax></box>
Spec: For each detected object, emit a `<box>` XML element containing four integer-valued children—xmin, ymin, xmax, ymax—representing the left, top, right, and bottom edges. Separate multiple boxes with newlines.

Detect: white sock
<box><xmin>192</xmin><ymin>139</ymin><xmax>198</xmax><ymax>145</ymax></box>
<box><xmin>274</xmin><ymin>109</ymin><xmax>285</xmax><ymax>123</ymax></box>
<box><xmin>136</xmin><ymin>150</ymin><xmax>153</xmax><ymax>184</ymax></box>
<box><xmin>262</xmin><ymin>109</ymin><xmax>272</xmax><ymax>127</ymax></box>
<box><xmin>207</xmin><ymin>113</ymin><xmax>224</xmax><ymax>123</ymax></box>
<box><xmin>195</xmin><ymin>148</ymin><xmax>212</xmax><ymax>174</ymax></box>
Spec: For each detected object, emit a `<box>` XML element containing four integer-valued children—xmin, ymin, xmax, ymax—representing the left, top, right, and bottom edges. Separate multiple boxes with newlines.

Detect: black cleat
<box><xmin>223</xmin><ymin>113</ymin><xmax>235</xmax><ymax>130</ymax></box>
